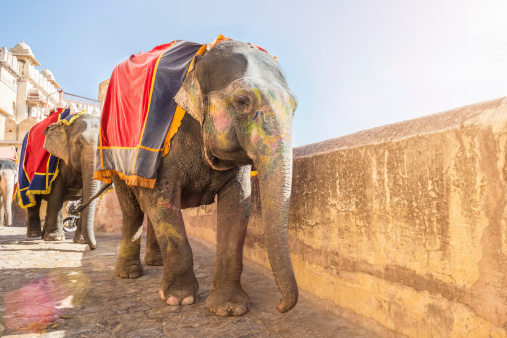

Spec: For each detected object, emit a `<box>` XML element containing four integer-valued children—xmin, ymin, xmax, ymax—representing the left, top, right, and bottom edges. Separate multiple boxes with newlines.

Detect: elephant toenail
<box><xmin>216</xmin><ymin>308</ymin><xmax>229</xmax><ymax>316</ymax></box>
<box><xmin>166</xmin><ymin>296</ymin><xmax>180</xmax><ymax>305</ymax></box>
<box><xmin>233</xmin><ymin>305</ymin><xmax>247</xmax><ymax>316</ymax></box>
<box><xmin>181</xmin><ymin>296</ymin><xmax>194</xmax><ymax>305</ymax></box>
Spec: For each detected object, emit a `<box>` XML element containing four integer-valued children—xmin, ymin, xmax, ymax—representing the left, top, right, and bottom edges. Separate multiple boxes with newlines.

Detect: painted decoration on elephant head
<box><xmin>204</xmin><ymin>78</ymin><xmax>296</xmax><ymax>180</ymax></box>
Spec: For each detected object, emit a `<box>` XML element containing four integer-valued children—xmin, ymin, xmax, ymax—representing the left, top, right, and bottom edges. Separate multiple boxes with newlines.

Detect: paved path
<box><xmin>0</xmin><ymin>227</ymin><xmax>376</xmax><ymax>337</ymax></box>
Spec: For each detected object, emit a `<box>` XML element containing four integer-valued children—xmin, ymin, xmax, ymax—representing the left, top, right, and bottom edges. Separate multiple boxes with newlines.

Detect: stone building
<box><xmin>0</xmin><ymin>40</ymin><xmax>101</xmax><ymax>149</ymax></box>
<box><xmin>0</xmin><ymin>40</ymin><xmax>63</xmax><ymax>143</ymax></box>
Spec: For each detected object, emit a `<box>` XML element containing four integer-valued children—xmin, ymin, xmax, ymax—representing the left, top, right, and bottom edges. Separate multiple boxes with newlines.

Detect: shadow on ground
<box><xmin>0</xmin><ymin>227</ymin><xmax>376</xmax><ymax>337</ymax></box>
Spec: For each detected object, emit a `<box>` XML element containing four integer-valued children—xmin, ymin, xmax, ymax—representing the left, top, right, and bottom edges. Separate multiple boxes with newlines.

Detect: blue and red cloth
<box><xmin>94</xmin><ymin>35</ymin><xmax>273</xmax><ymax>188</ymax></box>
<box><xmin>18</xmin><ymin>108</ymin><xmax>85</xmax><ymax>208</ymax></box>
<box><xmin>94</xmin><ymin>39</ymin><xmax>208</xmax><ymax>188</ymax></box>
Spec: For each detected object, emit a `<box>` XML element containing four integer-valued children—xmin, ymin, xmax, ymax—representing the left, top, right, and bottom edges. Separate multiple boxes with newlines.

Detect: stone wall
<box><xmin>4</xmin><ymin>118</ymin><xmax>17</xmax><ymax>141</ymax></box>
<box><xmin>94</xmin><ymin>190</ymin><xmax>147</xmax><ymax>233</ymax></box>
<box><xmin>17</xmin><ymin>117</ymin><xmax>36</xmax><ymax>140</ymax></box>
<box><xmin>94</xmin><ymin>190</ymin><xmax>123</xmax><ymax>233</ymax></box>
<box><xmin>182</xmin><ymin>97</ymin><xmax>507</xmax><ymax>337</ymax></box>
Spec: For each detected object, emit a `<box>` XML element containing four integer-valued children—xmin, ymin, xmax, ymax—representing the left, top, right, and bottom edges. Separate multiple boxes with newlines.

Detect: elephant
<box><xmin>26</xmin><ymin>114</ymin><xmax>100</xmax><ymax>246</ymax></box>
<box><xmin>0</xmin><ymin>159</ymin><xmax>18</xmax><ymax>226</ymax></box>
<box><xmin>93</xmin><ymin>40</ymin><xmax>298</xmax><ymax>316</ymax></box>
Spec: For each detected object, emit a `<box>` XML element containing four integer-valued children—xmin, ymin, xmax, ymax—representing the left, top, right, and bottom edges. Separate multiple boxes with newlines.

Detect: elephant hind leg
<box><xmin>0</xmin><ymin>194</ymin><xmax>4</xmax><ymax>226</ymax></box>
<box><xmin>27</xmin><ymin>197</ymin><xmax>43</xmax><ymax>238</ymax></box>
<box><xmin>1</xmin><ymin>170</ymin><xmax>15</xmax><ymax>227</ymax></box>
<box><xmin>145</xmin><ymin>217</ymin><xmax>163</xmax><ymax>266</ymax></box>
<box><xmin>113</xmin><ymin>176</ymin><xmax>144</xmax><ymax>279</ymax></box>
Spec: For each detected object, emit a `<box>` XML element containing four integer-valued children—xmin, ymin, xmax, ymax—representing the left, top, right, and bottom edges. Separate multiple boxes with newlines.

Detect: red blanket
<box><xmin>94</xmin><ymin>35</ymin><xmax>273</xmax><ymax>188</ymax></box>
<box><xmin>18</xmin><ymin>109</ymin><xmax>85</xmax><ymax>208</ymax></box>
<box><xmin>95</xmin><ymin>39</ymin><xmax>213</xmax><ymax>188</ymax></box>
<box><xmin>100</xmin><ymin>42</ymin><xmax>176</xmax><ymax>148</ymax></box>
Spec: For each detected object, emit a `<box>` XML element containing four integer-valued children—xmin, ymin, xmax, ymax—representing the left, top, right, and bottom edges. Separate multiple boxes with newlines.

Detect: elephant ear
<box><xmin>43</xmin><ymin>121</ymin><xmax>70</xmax><ymax>164</ymax></box>
<box><xmin>174</xmin><ymin>70</ymin><xmax>204</xmax><ymax>125</ymax></box>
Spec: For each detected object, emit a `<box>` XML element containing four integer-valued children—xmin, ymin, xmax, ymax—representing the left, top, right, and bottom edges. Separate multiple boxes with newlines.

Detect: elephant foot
<box><xmin>27</xmin><ymin>228</ymin><xmax>42</xmax><ymax>238</ymax></box>
<box><xmin>72</xmin><ymin>233</ymin><xmax>87</xmax><ymax>244</ymax></box>
<box><xmin>43</xmin><ymin>232</ymin><xmax>65</xmax><ymax>241</ymax></box>
<box><xmin>206</xmin><ymin>285</ymin><xmax>250</xmax><ymax>316</ymax></box>
<box><xmin>159</xmin><ymin>271</ymin><xmax>199</xmax><ymax>306</ymax></box>
<box><xmin>145</xmin><ymin>251</ymin><xmax>163</xmax><ymax>266</ymax></box>
<box><xmin>115</xmin><ymin>257</ymin><xmax>143</xmax><ymax>279</ymax></box>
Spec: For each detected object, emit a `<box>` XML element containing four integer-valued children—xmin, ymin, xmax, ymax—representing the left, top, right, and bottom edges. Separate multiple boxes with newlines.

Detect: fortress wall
<box><xmin>183</xmin><ymin>97</ymin><xmax>507</xmax><ymax>337</ymax></box>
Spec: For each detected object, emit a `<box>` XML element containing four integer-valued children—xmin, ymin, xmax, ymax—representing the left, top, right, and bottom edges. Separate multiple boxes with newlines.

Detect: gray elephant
<box><xmin>0</xmin><ymin>159</ymin><xmax>18</xmax><ymax>226</ymax></box>
<box><xmin>25</xmin><ymin>114</ymin><xmax>100</xmax><ymax>246</ymax></box>
<box><xmin>92</xmin><ymin>40</ymin><xmax>298</xmax><ymax>316</ymax></box>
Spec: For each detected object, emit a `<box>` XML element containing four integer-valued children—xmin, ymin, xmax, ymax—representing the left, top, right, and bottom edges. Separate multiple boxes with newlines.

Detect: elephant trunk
<box><xmin>252</xmin><ymin>140</ymin><xmax>298</xmax><ymax>313</ymax></box>
<box><xmin>81</xmin><ymin>149</ymin><xmax>100</xmax><ymax>250</ymax></box>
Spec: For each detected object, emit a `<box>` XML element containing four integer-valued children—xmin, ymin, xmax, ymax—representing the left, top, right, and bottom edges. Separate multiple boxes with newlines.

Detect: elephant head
<box><xmin>43</xmin><ymin>114</ymin><xmax>101</xmax><ymax>249</ymax></box>
<box><xmin>176</xmin><ymin>40</ymin><xmax>298</xmax><ymax>312</ymax></box>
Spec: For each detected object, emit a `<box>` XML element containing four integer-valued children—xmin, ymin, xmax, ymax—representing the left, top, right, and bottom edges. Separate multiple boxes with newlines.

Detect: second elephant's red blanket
<box><xmin>18</xmin><ymin>109</ymin><xmax>85</xmax><ymax>208</ymax></box>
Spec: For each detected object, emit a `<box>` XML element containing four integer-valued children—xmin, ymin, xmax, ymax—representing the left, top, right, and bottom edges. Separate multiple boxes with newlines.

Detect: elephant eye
<box><xmin>232</xmin><ymin>94</ymin><xmax>251</xmax><ymax>112</ymax></box>
<box><xmin>75</xmin><ymin>141</ymin><xmax>83</xmax><ymax>152</ymax></box>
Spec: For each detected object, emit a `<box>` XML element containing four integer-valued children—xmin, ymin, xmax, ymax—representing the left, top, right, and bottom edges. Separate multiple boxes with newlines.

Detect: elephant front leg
<box><xmin>72</xmin><ymin>217</ymin><xmax>86</xmax><ymax>244</ymax></box>
<box><xmin>145</xmin><ymin>217</ymin><xmax>163</xmax><ymax>266</ymax></box>
<box><xmin>144</xmin><ymin>195</ymin><xmax>198</xmax><ymax>306</ymax></box>
<box><xmin>1</xmin><ymin>171</ymin><xmax>15</xmax><ymax>227</ymax></box>
<box><xmin>207</xmin><ymin>167</ymin><xmax>251</xmax><ymax>316</ymax></box>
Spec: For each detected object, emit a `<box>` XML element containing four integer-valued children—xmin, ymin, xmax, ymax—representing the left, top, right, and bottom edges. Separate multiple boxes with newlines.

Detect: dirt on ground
<box><xmin>0</xmin><ymin>227</ymin><xmax>376</xmax><ymax>337</ymax></box>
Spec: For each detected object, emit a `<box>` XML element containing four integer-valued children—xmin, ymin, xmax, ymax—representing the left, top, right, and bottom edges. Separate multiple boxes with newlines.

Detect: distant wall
<box><xmin>94</xmin><ymin>191</ymin><xmax>123</xmax><ymax>233</ymax></box>
<box><xmin>94</xmin><ymin>190</ymin><xmax>147</xmax><ymax>233</ymax></box>
<box><xmin>183</xmin><ymin>97</ymin><xmax>507</xmax><ymax>337</ymax></box>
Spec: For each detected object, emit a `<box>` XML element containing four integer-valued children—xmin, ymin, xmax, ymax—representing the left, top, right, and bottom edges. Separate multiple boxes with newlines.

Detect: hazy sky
<box><xmin>2</xmin><ymin>0</ymin><xmax>507</xmax><ymax>146</ymax></box>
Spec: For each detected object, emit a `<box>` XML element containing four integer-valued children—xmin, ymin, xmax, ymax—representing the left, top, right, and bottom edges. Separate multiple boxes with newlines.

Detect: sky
<box><xmin>2</xmin><ymin>0</ymin><xmax>507</xmax><ymax>147</ymax></box>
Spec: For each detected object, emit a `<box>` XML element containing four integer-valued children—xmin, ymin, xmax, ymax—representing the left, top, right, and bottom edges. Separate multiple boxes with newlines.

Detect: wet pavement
<box><xmin>0</xmin><ymin>226</ymin><xmax>376</xmax><ymax>337</ymax></box>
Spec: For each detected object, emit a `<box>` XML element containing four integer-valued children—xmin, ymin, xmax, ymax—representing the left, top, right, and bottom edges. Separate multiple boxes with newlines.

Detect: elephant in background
<box><xmin>95</xmin><ymin>40</ymin><xmax>298</xmax><ymax>316</ymax></box>
<box><xmin>26</xmin><ymin>114</ymin><xmax>100</xmax><ymax>246</ymax></box>
<box><xmin>0</xmin><ymin>159</ymin><xmax>17</xmax><ymax>226</ymax></box>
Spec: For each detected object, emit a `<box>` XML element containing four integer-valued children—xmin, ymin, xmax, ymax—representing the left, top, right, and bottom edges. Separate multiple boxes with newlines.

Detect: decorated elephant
<box><xmin>19</xmin><ymin>109</ymin><xmax>100</xmax><ymax>246</ymax></box>
<box><xmin>0</xmin><ymin>158</ymin><xmax>18</xmax><ymax>226</ymax></box>
<box><xmin>93</xmin><ymin>37</ymin><xmax>298</xmax><ymax>316</ymax></box>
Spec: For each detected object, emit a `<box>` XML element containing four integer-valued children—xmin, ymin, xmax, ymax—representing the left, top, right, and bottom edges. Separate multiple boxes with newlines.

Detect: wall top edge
<box><xmin>293</xmin><ymin>96</ymin><xmax>507</xmax><ymax>159</ymax></box>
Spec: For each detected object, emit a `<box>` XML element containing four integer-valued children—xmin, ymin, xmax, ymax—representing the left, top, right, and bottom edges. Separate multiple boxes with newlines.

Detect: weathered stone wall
<box><xmin>94</xmin><ymin>190</ymin><xmax>147</xmax><ymax>233</ymax></box>
<box><xmin>4</xmin><ymin>118</ymin><xmax>17</xmax><ymax>141</ymax></box>
<box><xmin>182</xmin><ymin>97</ymin><xmax>507</xmax><ymax>337</ymax></box>
<box><xmin>94</xmin><ymin>191</ymin><xmax>123</xmax><ymax>233</ymax></box>
<box><xmin>17</xmin><ymin>117</ymin><xmax>36</xmax><ymax>141</ymax></box>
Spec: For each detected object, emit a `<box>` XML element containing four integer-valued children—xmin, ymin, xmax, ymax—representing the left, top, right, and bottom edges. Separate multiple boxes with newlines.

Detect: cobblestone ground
<box><xmin>0</xmin><ymin>227</ymin><xmax>376</xmax><ymax>337</ymax></box>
